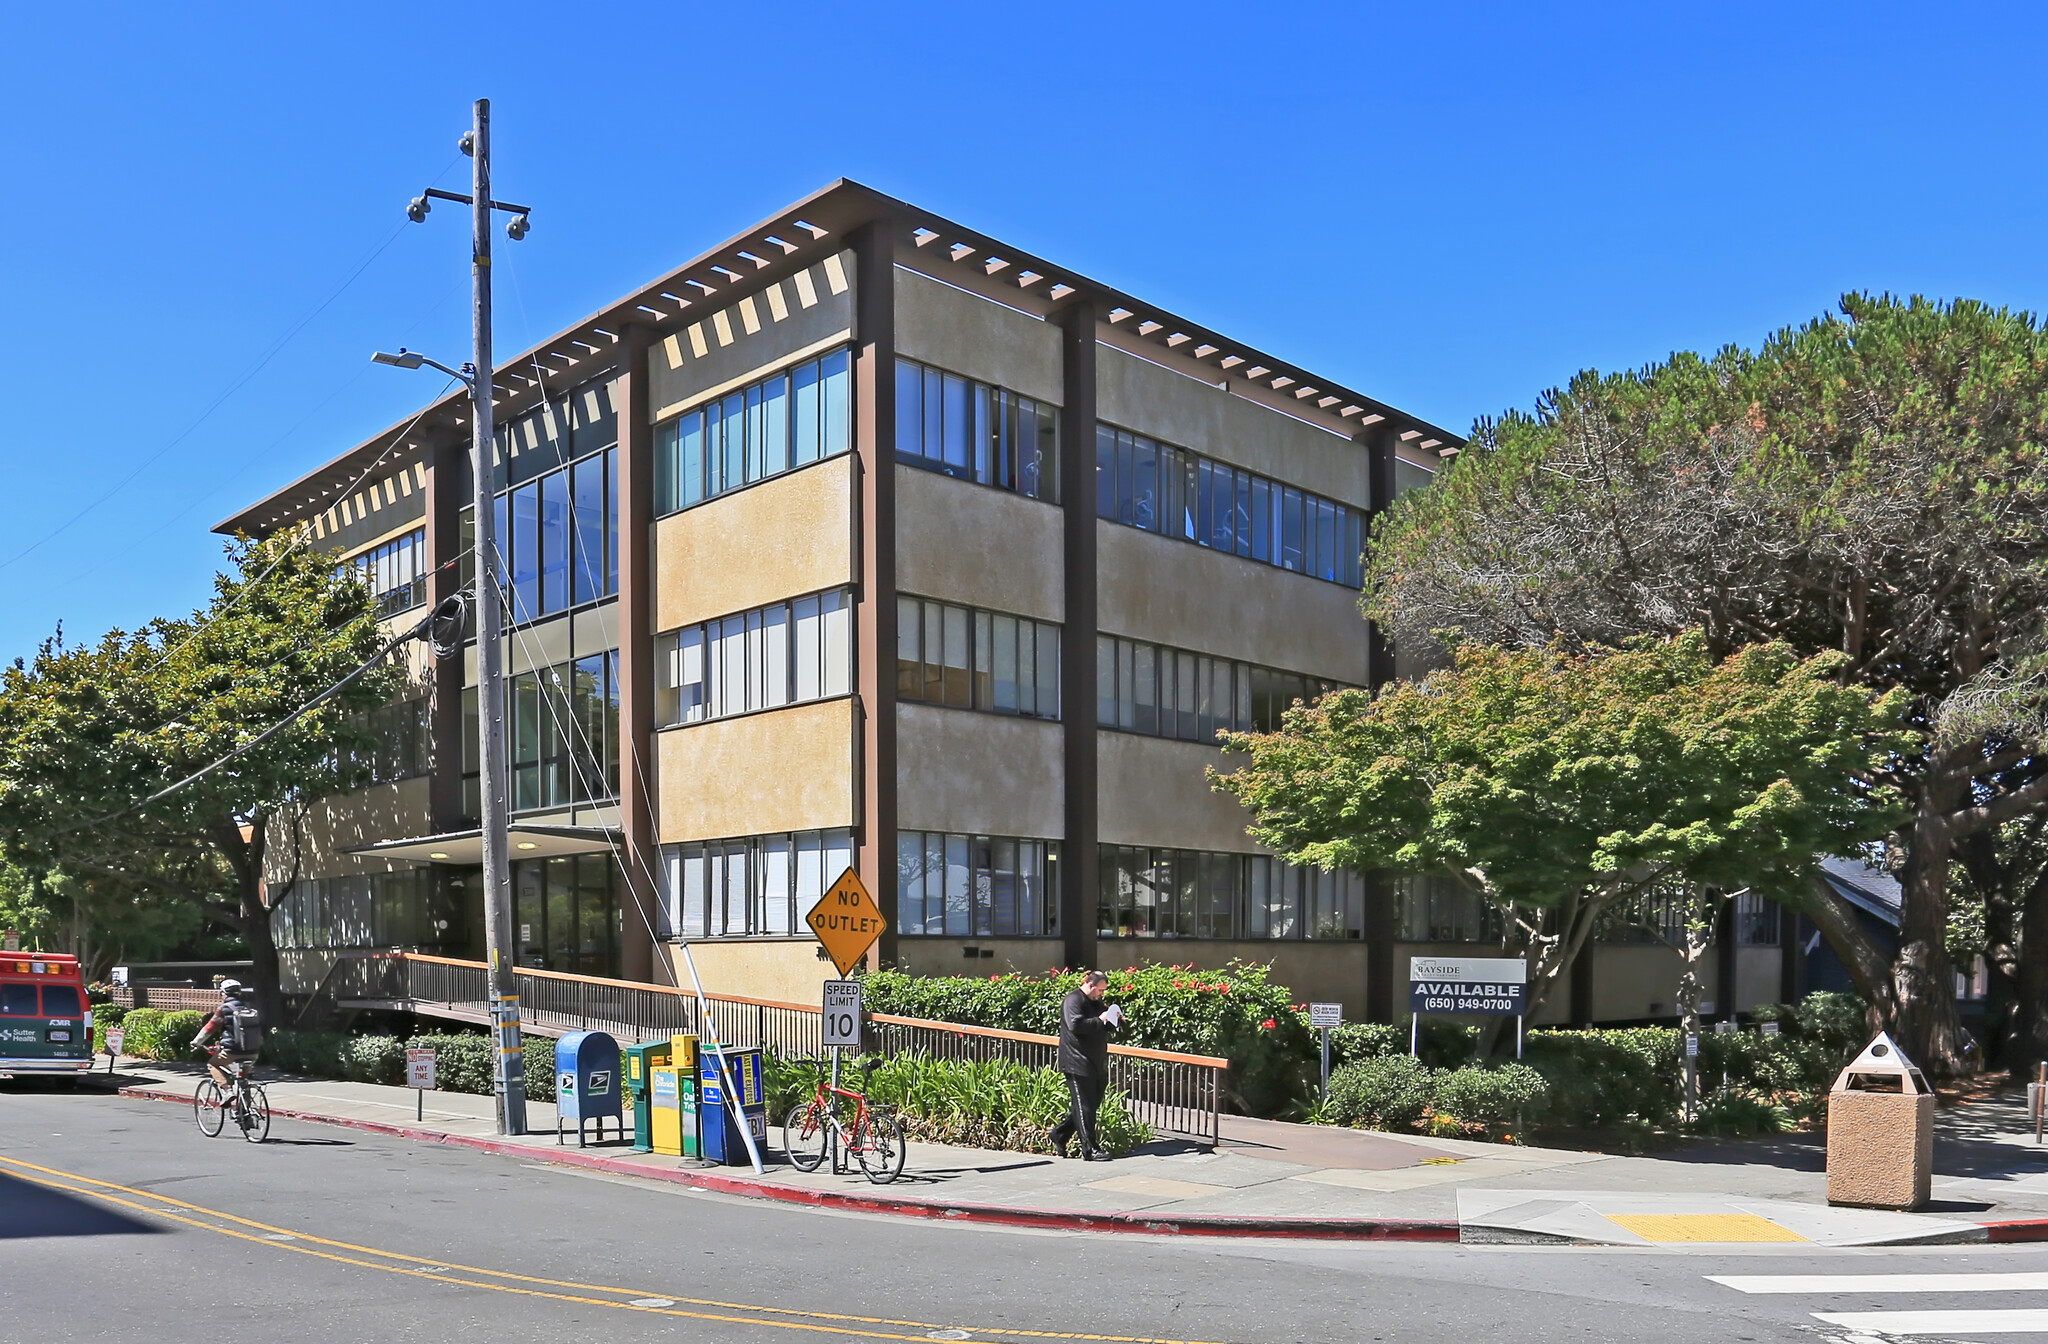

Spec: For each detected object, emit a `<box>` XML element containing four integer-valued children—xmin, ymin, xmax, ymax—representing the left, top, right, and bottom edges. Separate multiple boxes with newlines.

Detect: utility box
<box><xmin>624</xmin><ymin>1039</ymin><xmax>675</xmax><ymax>1154</ymax></box>
<box><xmin>1826</xmin><ymin>1032</ymin><xmax>1935</xmax><ymax>1210</ymax></box>
<box><xmin>670</xmin><ymin>1033</ymin><xmax>698</xmax><ymax>1072</ymax></box>
<box><xmin>699</xmin><ymin>1045</ymin><xmax>767</xmax><ymax>1166</ymax></box>
<box><xmin>648</xmin><ymin>1064</ymin><xmax>700</xmax><ymax>1158</ymax></box>
<box><xmin>555</xmin><ymin>1031</ymin><xmax>624</xmax><ymax>1148</ymax></box>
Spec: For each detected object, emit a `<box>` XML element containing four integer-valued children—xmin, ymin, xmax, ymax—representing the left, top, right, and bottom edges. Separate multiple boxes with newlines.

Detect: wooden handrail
<box><xmin>332</xmin><ymin>952</ymin><xmax>1226</xmax><ymax>1070</ymax></box>
<box><xmin>870</xmin><ymin>1012</ymin><xmax>1229</xmax><ymax>1069</ymax></box>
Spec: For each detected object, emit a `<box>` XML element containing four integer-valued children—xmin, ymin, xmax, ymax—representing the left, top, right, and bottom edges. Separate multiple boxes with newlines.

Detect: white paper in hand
<box><xmin>1104</xmin><ymin>1004</ymin><xmax>1125</xmax><ymax>1028</ymax></box>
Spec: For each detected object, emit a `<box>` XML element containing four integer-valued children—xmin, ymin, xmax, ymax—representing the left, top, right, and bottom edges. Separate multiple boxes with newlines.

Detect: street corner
<box><xmin>1455</xmin><ymin>1188</ymin><xmax>2000</xmax><ymax>1250</ymax></box>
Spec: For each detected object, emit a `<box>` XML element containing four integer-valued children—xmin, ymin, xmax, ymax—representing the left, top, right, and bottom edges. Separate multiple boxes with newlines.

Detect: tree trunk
<box><xmin>1895</xmin><ymin>777</ymin><xmax>1968</xmax><ymax>1075</ymax></box>
<box><xmin>2010</xmin><ymin>867</ymin><xmax>2048</xmax><ymax>1076</ymax></box>
<box><xmin>1805</xmin><ymin>877</ymin><xmax>1897</xmax><ymax>1024</ymax></box>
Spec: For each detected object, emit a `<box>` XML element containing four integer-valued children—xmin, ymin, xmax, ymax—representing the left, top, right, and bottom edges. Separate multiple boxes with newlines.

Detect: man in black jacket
<box><xmin>1049</xmin><ymin>970</ymin><xmax>1118</xmax><ymax>1160</ymax></box>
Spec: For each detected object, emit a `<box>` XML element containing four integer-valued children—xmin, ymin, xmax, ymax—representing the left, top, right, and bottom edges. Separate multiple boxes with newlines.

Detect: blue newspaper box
<box><xmin>555</xmin><ymin>1031</ymin><xmax>623</xmax><ymax>1147</ymax></box>
<box><xmin>698</xmin><ymin>1045</ymin><xmax>766</xmax><ymax>1166</ymax></box>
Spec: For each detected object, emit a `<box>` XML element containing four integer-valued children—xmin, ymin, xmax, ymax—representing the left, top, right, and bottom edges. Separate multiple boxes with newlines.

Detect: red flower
<box><xmin>990</xmin><ymin>974</ymin><xmax>1001</xmax><ymax>981</ymax></box>
<box><xmin>1261</xmin><ymin>1018</ymin><xmax>1277</xmax><ymax>1031</ymax></box>
<box><xmin>1219</xmin><ymin>984</ymin><xmax>1231</xmax><ymax>993</ymax></box>
<box><xmin>1174</xmin><ymin>980</ymin><xmax>1185</xmax><ymax>989</ymax></box>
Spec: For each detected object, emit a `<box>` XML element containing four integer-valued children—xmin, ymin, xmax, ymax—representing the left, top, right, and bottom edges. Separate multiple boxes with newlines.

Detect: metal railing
<box><xmin>299</xmin><ymin>951</ymin><xmax>1223</xmax><ymax>1145</ymax></box>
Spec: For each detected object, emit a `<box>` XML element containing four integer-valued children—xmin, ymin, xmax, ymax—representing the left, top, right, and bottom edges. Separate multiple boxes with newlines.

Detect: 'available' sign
<box><xmin>1407</xmin><ymin>956</ymin><xmax>1528</xmax><ymax>1016</ymax></box>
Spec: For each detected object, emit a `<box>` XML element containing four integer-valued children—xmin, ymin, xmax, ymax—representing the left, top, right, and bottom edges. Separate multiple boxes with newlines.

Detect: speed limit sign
<box><xmin>822</xmin><ymin>980</ymin><xmax>862</xmax><ymax>1050</ymax></box>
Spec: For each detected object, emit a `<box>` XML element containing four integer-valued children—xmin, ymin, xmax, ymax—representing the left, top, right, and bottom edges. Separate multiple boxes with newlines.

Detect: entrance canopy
<box><xmin>343</xmin><ymin>824</ymin><xmax>623</xmax><ymax>866</ymax></box>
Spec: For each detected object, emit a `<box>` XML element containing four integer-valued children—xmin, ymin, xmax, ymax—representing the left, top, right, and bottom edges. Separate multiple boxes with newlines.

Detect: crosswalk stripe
<box><xmin>1813</xmin><ymin>1309</ymin><xmax>2048</xmax><ymax>1334</ymax></box>
<box><xmin>1712</xmin><ymin>1273</ymin><xmax>2048</xmax><ymax>1295</ymax></box>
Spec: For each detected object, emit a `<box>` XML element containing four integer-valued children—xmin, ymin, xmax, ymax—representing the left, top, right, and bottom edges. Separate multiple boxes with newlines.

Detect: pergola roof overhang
<box><xmin>342</xmin><ymin>824</ymin><xmax>622</xmax><ymax>866</ymax></box>
<box><xmin>218</xmin><ymin>179</ymin><xmax>1462</xmax><ymax>539</ymax></box>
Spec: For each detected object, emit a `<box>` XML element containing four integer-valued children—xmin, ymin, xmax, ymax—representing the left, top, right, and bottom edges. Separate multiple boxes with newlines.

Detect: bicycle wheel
<box><xmin>855</xmin><ymin>1110</ymin><xmax>906</xmax><ymax>1185</ymax></box>
<box><xmin>239</xmin><ymin>1083</ymin><xmax>271</xmax><ymax>1143</ymax></box>
<box><xmin>194</xmin><ymin>1080</ymin><xmax>227</xmax><ymax>1138</ymax></box>
<box><xmin>783</xmin><ymin>1100</ymin><xmax>829</xmax><ymax>1172</ymax></box>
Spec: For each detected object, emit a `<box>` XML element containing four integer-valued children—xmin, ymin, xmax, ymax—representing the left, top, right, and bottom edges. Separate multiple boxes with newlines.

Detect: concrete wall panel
<box><xmin>895</xmin><ymin>268</ymin><xmax>1062</xmax><ymax>406</ymax></box>
<box><xmin>672</xmin><ymin>940</ymin><xmax>838</xmax><ymax>1005</ymax></box>
<box><xmin>652</xmin><ymin>457</ymin><xmax>853</xmax><ymax>632</ymax></box>
<box><xmin>263</xmin><ymin>778</ymin><xmax>433</xmax><ymax>885</ymax></box>
<box><xmin>1096</xmin><ymin>345</ymin><xmax>1366</xmax><ymax>506</ymax></box>
<box><xmin>896</xmin><ymin>703</ymin><xmax>1064</xmax><ymax>839</ymax></box>
<box><xmin>894</xmin><ymin>466</ymin><xmax>1063</xmax><ymax>623</ymax></box>
<box><xmin>654</xmin><ymin>699</ymin><xmax>854</xmax><ymax>841</ymax></box>
<box><xmin>1097</xmin><ymin>522</ymin><xmax>1370</xmax><ymax>683</ymax></box>
<box><xmin>893</xmin><ymin>939</ymin><xmax>1065</xmax><ymax>978</ymax></box>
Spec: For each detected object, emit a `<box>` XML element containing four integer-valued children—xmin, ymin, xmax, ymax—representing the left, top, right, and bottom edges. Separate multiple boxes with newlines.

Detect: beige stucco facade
<box><xmin>1096</xmin><ymin>521</ymin><xmax>1371</xmax><ymax>684</ymax></box>
<box><xmin>896</xmin><ymin>703</ymin><xmax>1063</xmax><ymax>839</ymax></box>
<box><xmin>264</xmin><ymin>777</ymin><xmax>433</xmax><ymax>887</ymax></box>
<box><xmin>895</xmin><ymin>267</ymin><xmax>1063</xmax><ymax>406</ymax></box>
<box><xmin>1097</xmin><ymin>732</ymin><xmax>1257</xmax><ymax>852</ymax></box>
<box><xmin>651</xmin><ymin>457</ymin><xmax>854</xmax><ymax>634</ymax></box>
<box><xmin>1096</xmin><ymin>345</ymin><xmax>1367</xmax><ymax>506</ymax></box>
<box><xmin>894</xmin><ymin>466</ymin><xmax>1064</xmax><ymax>623</ymax></box>
<box><xmin>892</xmin><ymin>938</ymin><xmax>1067</xmax><ymax>978</ymax></box>
<box><xmin>654</xmin><ymin>698</ymin><xmax>855</xmax><ymax>841</ymax></box>
<box><xmin>671</xmin><ymin>940</ymin><xmax>841</xmax><ymax>1006</ymax></box>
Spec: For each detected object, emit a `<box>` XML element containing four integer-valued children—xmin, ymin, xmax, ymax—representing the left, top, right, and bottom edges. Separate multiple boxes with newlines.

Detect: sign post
<box><xmin>1407</xmin><ymin>957</ymin><xmax>1529</xmax><ymax>1058</ymax></box>
<box><xmin>822</xmin><ymin>978</ymin><xmax>863</xmax><ymax>1173</ymax></box>
<box><xmin>407</xmin><ymin>1047</ymin><xmax>437</xmax><ymax>1122</ymax></box>
<box><xmin>809</xmin><ymin>870</ymin><xmax>882</xmax><ymax>1174</ymax></box>
<box><xmin>1309</xmin><ymin>1003</ymin><xmax>1342</xmax><ymax>1100</ymax></box>
<box><xmin>106</xmin><ymin>1026</ymin><xmax>125</xmax><ymax>1074</ymax></box>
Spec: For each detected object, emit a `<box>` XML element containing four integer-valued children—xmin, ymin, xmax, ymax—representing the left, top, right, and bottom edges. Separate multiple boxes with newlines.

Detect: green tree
<box><xmin>1365</xmin><ymin>295</ymin><xmax>2048</xmax><ymax>1073</ymax></box>
<box><xmin>0</xmin><ymin>536</ymin><xmax>407</xmax><ymax>1022</ymax></box>
<box><xmin>1212</xmin><ymin>635</ymin><xmax>1909</xmax><ymax>1041</ymax></box>
<box><xmin>0</xmin><ymin>858</ymin><xmax>204</xmax><ymax>977</ymax></box>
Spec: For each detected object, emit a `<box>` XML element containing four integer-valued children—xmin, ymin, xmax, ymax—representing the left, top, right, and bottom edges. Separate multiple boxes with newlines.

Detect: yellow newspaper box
<box><xmin>648</xmin><ymin>1064</ymin><xmax>700</xmax><ymax>1158</ymax></box>
<box><xmin>670</xmin><ymin>1033</ymin><xmax>698</xmax><ymax>1071</ymax></box>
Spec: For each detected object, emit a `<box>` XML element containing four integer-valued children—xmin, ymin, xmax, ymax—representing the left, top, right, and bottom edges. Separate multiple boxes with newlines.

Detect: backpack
<box><xmin>226</xmin><ymin>1002</ymin><xmax>264</xmax><ymax>1054</ymax></box>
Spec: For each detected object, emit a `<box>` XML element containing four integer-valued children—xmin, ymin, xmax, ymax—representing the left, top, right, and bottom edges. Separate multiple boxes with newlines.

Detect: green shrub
<box><xmin>1432</xmin><ymin>1063</ymin><xmax>1548</xmax><ymax>1126</ymax></box>
<box><xmin>117</xmin><ymin>1008</ymin><xmax>203</xmax><ymax>1060</ymax></box>
<box><xmin>1690</xmin><ymin>1090</ymin><xmax>1795</xmax><ymax>1136</ymax></box>
<box><xmin>262</xmin><ymin>1029</ymin><xmax>349</xmax><ymax>1078</ymax></box>
<box><xmin>862</xmin><ymin>960</ymin><xmax>1313</xmax><ymax>1116</ymax></box>
<box><xmin>344</xmin><ymin>1035</ymin><xmax>407</xmax><ymax>1086</ymax></box>
<box><xmin>523</xmin><ymin>1037</ymin><xmax>556</xmax><ymax>1104</ymax></box>
<box><xmin>1326</xmin><ymin>1055</ymin><xmax>1434</xmax><ymax>1129</ymax></box>
<box><xmin>404</xmin><ymin>1033</ymin><xmax>496</xmax><ymax>1095</ymax></box>
<box><xmin>1525</xmin><ymin>1027</ymin><xmax>1680</xmax><ymax>1128</ymax></box>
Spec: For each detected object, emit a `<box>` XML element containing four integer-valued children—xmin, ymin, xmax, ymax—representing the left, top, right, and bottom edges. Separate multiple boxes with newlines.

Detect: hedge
<box><xmin>115</xmin><ymin>1009</ymin><xmax>206</xmax><ymax>1061</ymax></box>
<box><xmin>262</xmin><ymin>1028</ymin><xmax>557</xmax><ymax>1102</ymax></box>
<box><xmin>861</xmin><ymin>961</ymin><xmax>1314</xmax><ymax>1116</ymax></box>
<box><xmin>765</xmin><ymin>1052</ymin><xmax>1151</xmax><ymax>1156</ymax></box>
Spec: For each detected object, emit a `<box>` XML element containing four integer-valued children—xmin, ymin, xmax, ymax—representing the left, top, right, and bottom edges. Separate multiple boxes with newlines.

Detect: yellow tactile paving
<box><xmin>1604</xmin><ymin>1213</ymin><xmax>1808</xmax><ymax>1243</ymax></box>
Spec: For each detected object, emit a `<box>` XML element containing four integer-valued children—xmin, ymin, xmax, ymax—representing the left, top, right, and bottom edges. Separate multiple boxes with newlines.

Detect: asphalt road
<box><xmin>9</xmin><ymin>1081</ymin><xmax>2048</xmax><ymax>1344</ymax></box>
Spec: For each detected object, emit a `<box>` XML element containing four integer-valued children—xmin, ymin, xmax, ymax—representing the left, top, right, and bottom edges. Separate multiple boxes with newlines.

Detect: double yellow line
<box><xmin>0</xmin><ymin>1153</ymin><xmax>1234</xmax><ymax>1344</ymax></box>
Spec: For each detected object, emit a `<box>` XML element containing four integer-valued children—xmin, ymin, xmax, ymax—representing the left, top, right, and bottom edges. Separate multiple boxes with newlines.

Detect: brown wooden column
<box><xmin>614</xmin><ymin>325</ymin><xmax>664</xmax><ymax>985</ymax></box>
<box><xmin>1058</xmin><ymin>302</ymin><xmax>1099</xmax><ymax>974</ymax></box>
<box><xmin>1360</xmin><ymin>423</ymin><xmax>1397</xmax><ymax>1020</ymax></box>
<box><xmin>850</xmin><ymin>221</ymin><xmax>900</xmax><ymax>968</ymax></box>
<box><xmin>425</xmin><ymin>437</ymin><xmax>467</xmax><ymax>833</ymax></box>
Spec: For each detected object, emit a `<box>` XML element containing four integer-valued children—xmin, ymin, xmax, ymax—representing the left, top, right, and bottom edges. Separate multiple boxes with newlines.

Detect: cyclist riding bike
<box><xmin>191</xmin><ymin>979</ymin><xmax>264</xmax><ymax>1085</ymax></box>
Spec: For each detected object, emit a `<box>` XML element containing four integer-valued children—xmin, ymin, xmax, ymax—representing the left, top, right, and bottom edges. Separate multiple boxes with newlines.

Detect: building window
<box><xmin>1094</xmin><ymin>425</ymin><xmax>1364</xmax><ymax>586</ymax></box>
<box><xmin>270</xmin><ymin>872</ymin><xmax>457</xmax><ymax>951</ymax></box>
<box><xmin>655</xmin><ymin>589</ymin><xmax>852</xmax><ymax>727</ymax></box>
<box><xmin>895</xmin><ymin>597</ymin><xmax>1060</xmax><ymax>720</ymax></box>
<box><xmin>1095</xmin><ymin>634</ymin><xmax>1340</xmax><ymax>741</ymax></box>
<box><xmin>513</xmin><ymin>854</ymin><xmax>621</xmax><ymax>975</ymax></box>
<box><xmin>1394</xmin><ymin>873</ymin><xmax>1507</xmax><ymax>944</ymax></box>
<box><xmin>335</xmin><ymin>697</ymin><xmax>431</xmax><ymax>786</ymax></box>
<box><xmin>483</xmin><ymin>651</ymin><xmax>618</xmax><ymax>814</ymax></box>
<box><xmin>489</xmin><ymin>447</ymin><xmax>616</xmax><ymax>627</ymax></box>
<box><xmin>1735</xmin><ymin>891</ymin><xmax>1779</xmax><ymax>947</ymax></box>
<box><xmin>1098</xmin><ymin>847</ymin><xmax>1363</xmax><ymax>940</ymax></box>
<box><xmin>654</xmin><ymin>348</ymin><xmax>852</xmax><ymax>515</ymax></box>
<box><xmin>894</xmin><ymin>358</ymin><xmax>1059</xmax><ymax>502</ymax></box>
<box><xmin>343</xmin><ymin>527</ymin><xmax>428</xmax><ymax>618</ymax></box>
<box><xmin>660</xmin><ymin>828</ymin><xmax>854</xmax><ymax>938</ymax></box>
<box><xmin>896</xmin><ymin>832</ymin><xmax>1059</xmax><ymax>937</ymax></box>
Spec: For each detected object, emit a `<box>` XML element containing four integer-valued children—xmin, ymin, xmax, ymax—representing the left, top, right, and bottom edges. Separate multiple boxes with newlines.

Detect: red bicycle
<box><xmin>782</xmin><ymin>1059</ymin><xmax>905</xmax><ymax>1184</ymax></box>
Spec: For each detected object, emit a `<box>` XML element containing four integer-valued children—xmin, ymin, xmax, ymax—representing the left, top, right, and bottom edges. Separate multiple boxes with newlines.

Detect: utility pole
<box><xmin>382</xmin><ymin>100</ymin><xmax>534</xmax><ymax>1135</ymax></box>
<box><xmin>466</xmin><ymin>98</ymin><xmax>526</xmax><ymax>1136</ymax></box>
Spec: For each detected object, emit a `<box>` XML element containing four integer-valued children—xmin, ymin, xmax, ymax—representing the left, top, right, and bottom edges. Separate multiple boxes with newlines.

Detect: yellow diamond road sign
<box><xmin>807</xmin><ymin>866</ymin><xmax>884</xmax><ymax>977</ymax></box>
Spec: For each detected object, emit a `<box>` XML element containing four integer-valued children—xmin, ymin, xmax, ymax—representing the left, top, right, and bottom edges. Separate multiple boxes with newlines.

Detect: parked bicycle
<box><xmin>195</xmin><ymin>1049</ymin><xmax>270</xmax><ymax>1143</ymax></box>
<box><xmin>781</xmin><ymin>1058</ymin><xmax>904</xmax><ymax>1184</ymax></box>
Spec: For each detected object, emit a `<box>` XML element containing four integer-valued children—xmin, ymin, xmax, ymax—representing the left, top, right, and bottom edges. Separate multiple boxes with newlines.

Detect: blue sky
<box><xmin>4</xmin><ymin>4</ymin><xmax>2044</xmax><ymax>659</ymax></box>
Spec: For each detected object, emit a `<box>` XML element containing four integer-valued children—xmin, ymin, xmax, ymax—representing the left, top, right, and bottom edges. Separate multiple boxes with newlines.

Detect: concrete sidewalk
<box><xmin>91</xmin><ymin>1058</ymin><xmax>2048</xmax><ymax>1247</ymax></box>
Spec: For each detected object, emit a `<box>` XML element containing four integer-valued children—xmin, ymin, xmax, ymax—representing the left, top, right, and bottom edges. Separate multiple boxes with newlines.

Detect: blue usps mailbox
<box><xmin>555</xmin><ymin>1030</ymin><xmax>623</xmax><ymax>1147</ymax></box>
<box><xmin>698</xmin><ymin>1045</ymin><xmax>767</xmax><ymax>1166</ymax></box>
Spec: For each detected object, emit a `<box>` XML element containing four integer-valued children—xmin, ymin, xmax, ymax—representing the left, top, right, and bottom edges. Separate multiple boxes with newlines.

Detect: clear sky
<box><xmin>4</xmin><ymin>4</ymin><xmax>2043</xmax><ymax>659</ymax></box>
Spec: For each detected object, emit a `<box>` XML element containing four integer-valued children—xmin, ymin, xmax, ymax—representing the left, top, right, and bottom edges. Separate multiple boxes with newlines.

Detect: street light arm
<box><xmin>371</xmin><ymin>349</ymin><xmax>472</xmax><ymax>385</ymax></box>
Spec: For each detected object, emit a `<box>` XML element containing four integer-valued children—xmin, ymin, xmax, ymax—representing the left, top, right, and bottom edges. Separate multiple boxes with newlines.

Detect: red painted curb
<box><xmin>111</xmin><ymin>1081</ymin><xmax>1455</xmax><ymax>1242</ymax></box>
<box><xmin>1980</xmin><ymin>1218</ymin><xmax>2048</xmax><ymax>1243</ymax></box>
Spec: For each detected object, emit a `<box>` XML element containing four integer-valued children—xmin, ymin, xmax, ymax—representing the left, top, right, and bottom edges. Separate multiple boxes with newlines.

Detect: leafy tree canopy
<box><xmin>1213</xmin><ymin>634</ymin><xmax>1909</xmax><ymax>1024</ymax></box>
<box><xmin>1363</xmin><ymin>294</ymin><xmax>2048</xmax><ymax>1071</ymax></box>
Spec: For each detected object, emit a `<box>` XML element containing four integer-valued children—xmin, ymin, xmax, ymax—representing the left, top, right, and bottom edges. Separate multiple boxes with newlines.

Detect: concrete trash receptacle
<box><xmin>1825</xmin><ymin>1031</ymin><xmax>1934</xmax><ymax>1210</ymax></box>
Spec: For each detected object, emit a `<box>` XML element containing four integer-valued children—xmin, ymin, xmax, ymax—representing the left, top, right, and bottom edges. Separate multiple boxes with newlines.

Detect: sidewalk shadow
<box><xmin>0</xmin><ymin>1172</ymin><xmax>162</xmax><ymax>1239</ymax></box>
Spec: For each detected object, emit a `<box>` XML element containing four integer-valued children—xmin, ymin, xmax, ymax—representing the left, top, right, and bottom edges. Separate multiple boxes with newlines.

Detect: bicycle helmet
<box><xmin>218</xmin><ymin>978</ymin><xmax>246</xmax><ymax>998</ymax></box>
